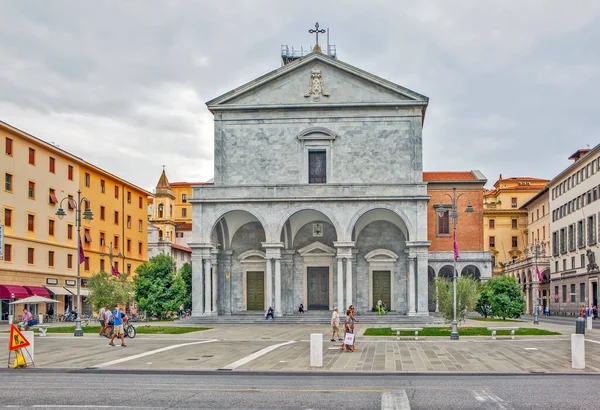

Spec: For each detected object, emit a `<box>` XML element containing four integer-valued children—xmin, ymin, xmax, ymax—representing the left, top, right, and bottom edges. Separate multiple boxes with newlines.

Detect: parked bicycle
<box><xmin>102</xmin><ymin>322</ymin><xmax>136</xmax><ymax>339</ymax></box>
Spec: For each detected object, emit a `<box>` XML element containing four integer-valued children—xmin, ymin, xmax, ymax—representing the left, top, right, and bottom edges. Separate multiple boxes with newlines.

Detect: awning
<box><xmin>0</xmin><ymin>285</ymin><xmax>29</xmax><ymax>299</ymax></box>
<box><xmin>44</xmin><ymin>286</ymin><xmax>72</xmax><ymax>296</ymax></box>
<box><xmin>64</xmin><ymin>287</ymin><xmax>89</xmax><ymax>297</ymax></box>
<box><xmin>24</xmin><ymin>286</ymin><xmax>51</xmax><ymax>298</ymax></box>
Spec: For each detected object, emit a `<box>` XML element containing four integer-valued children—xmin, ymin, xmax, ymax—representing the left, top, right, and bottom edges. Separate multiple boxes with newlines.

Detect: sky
<box><xmin>1</xmin><ymin>0</ymin><xmax>599</xmax><ymax>191</ymax></box>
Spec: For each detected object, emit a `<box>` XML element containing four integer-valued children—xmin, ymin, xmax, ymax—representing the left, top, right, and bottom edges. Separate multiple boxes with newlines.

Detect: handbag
<box><xmin>344</xmin><ymin>332</ymin><xmax>354</xmax><ymax>346</ymax></box>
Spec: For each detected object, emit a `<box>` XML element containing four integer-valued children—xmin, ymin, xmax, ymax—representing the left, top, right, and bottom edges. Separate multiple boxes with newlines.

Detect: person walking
<box><xmin>330</xmin><ymin>306</ymin><xmax>342</xmax><ymax>342</ymax></box>
<box><xmin>98</xmin><ymin>305</ymin><xmax>107</xmax><ymax>336</ymax></box>
<box><xmin>109</xmin><ymin>304</ymin><xmax>126</xmax><ymax>347</ymax></box>
<box><xmin>342</xmin><ymin>309</ymin><xmax>354</xmax><ymax>352</ymax></box>
<box><xmin>179</xmin><ymin>303</ymin><xmax>185</xmax><ymax>319</ymax></box>
<box><xmin>349</xmin><ymin>305</ymin><xmax>359</xmax><ymax>351</ymax></box>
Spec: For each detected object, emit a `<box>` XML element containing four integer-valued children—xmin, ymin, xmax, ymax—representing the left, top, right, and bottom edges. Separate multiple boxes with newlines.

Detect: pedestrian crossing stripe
<box><xmin>8</xmin><ymin>324</ymin><xmax>30</xmax><ymax>351</ymax></box>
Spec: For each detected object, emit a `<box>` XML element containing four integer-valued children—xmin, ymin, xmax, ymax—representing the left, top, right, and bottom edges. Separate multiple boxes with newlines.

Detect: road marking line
<box><xmin>381</xmin><ymin>390</ymin><xmax>411</xmax><ymax>410</ymax></box>
<box><xmin>89</xmin><ymin>339</ymin><xmax>218</xmax><ymax>369</ymax></box>
<box><xmin>472</xmin><ymin>389</ymin><xmax>513</xmax><ymax>410</ymax></box>
<box><xmin>585</xmin><ymin>338</ymin><xmax>600</xmax><ymax>344</ymax></box>
<box><xmin>220</xmin><ymin>340</ymin><xmax>296</xmax><ymax>370</ymax></box>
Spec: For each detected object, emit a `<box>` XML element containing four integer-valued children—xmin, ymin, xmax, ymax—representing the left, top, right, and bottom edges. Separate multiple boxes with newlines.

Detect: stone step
<box><xmin>183</xmin><ymin>314</ymin><xmax>445</xmax><ymax>326</ymax></box>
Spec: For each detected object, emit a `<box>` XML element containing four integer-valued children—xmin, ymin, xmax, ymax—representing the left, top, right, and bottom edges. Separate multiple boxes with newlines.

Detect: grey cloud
<box><xmin>1</xmin><ymin>0</ymin><xmax>599</xmax><ymax>189</ymax></box>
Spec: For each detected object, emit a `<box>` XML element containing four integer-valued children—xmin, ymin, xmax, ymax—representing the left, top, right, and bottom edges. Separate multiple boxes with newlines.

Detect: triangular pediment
<box><xmin>207</xmin><ymin>52</ymin><xmax>428</xmax><ymax>110</ymax></box>
<box><xmin>297</xmin><ymin>241</ymin><xmax>336</xmax><ymax>257</ymax></box>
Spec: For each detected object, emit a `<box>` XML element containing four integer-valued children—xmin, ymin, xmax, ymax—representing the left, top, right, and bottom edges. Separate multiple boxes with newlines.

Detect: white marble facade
<box><xmin>190</xmin><ymin>51</ymin><xmax>431</xmax><ymax>316</ymax></box>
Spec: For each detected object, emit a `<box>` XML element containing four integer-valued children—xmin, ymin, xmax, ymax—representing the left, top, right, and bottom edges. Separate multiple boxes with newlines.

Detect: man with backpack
<box><xmin>109</xmin><ymin>304</ymin><xmax>126</xmax><ymax>347</ymax></box>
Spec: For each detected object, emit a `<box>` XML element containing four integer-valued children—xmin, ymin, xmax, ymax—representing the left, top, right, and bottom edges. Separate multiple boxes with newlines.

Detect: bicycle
<box><xmin>102</xmin><ymin>322</ymin><xmax>136</xmax><ymax>339</ymax></box>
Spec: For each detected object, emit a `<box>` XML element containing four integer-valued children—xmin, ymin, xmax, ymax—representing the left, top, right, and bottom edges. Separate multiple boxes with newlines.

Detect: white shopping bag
<box><xmin>344</xmin><ymin>332</ymin><xmax>354</xmax><ymax>346</ymax></box>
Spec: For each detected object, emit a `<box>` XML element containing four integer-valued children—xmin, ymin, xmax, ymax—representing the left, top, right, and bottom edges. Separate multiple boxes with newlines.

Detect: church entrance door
<box><xmin>372</xmin><ymin>270</ymin><xmax>391</xmax><ymax>308</ymax></box>
<box><xmin>246</xmin><ymin>271</ymin><xmax>264</xmax><ymax>311</ymax></box>
<box><xmin>307</xmin><ymin>267</ymin><xmax>329</xmax><ymax>310</ymax></box>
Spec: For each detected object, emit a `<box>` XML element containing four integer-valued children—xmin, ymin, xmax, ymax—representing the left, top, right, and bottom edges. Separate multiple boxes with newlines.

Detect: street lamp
<box><xmin>530</xmin><ymin>240</ymin><xmax>546</xmax><ymax>325</ymax></box>
<box><xmin>100</xmin><ymin>241</ymin><xmax>123</xmax><ymax>273</ymax></box>
<box><xmin>56</xmin><ymin>189</ymin><xmax>93</xmax><ymax>336</ymax></box>
<box><xmin>433</xmin><ymin>186</ymin><xmax>474</xmax><ymax>341</ymax></box>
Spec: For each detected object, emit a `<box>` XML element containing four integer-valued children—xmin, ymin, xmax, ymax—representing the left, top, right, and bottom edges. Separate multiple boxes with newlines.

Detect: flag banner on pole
<box><xmin>453</xmin><ymin>231</ymin><xmax>459</xmax><ymax>262</ymax></box>
<box><xmin>536</xmin><ymin>265</ymin><xmax>543</xmax><ymax>281</ymax></box>
<box><xmin>79</xmin><ymin>239</ymin><xmax>85</xmax><ymax>264</ymax></box>
<box><xmin>111</xmin><ymin>266</ymin><xmax>120</xmax><ymax>276</ymax></box>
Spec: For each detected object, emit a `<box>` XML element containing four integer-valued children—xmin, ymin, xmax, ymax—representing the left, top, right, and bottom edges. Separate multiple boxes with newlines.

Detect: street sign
<box><xmin>8</xmin><ymin>324</ymin><xmax>30</xmax><ymax>351</ymax></box>
<box><xmin>0</xmin><ymin>225</ymin><xmax>4</xmax><ymax>260</ymax></box>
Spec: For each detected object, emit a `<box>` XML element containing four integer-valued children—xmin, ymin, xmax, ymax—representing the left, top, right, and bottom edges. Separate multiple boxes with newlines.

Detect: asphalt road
<box><xmin>1</xmin><ymin>371</ymin><xmax>599</xmax><ymax>409</ymax></box>
<box><xmin>522</xmin><ymin>314</ymin><xmax>599</xmax><ymax>329</ymax></box>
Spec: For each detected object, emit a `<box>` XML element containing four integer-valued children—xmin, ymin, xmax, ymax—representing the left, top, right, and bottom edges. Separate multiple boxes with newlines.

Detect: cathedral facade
<box><xmin>191</xmin><ymin>51</ymin><xmax>444</xmax><ymax>316</ymax></box>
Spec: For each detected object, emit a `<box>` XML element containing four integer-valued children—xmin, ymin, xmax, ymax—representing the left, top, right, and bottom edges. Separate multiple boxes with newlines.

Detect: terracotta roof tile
<box><xmin>423</xmin><ymin>172</ymin><xmax>476</xmax><ymax>181</ymax></box>
<box><xmin>171</xmin><ymin>243</ymin><xmax>192</xmax><ymax>253</ymax></box>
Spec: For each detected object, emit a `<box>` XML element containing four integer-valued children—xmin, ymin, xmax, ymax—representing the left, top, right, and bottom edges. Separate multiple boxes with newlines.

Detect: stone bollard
<box><xmin>587</xmin><ymin>316</ymin><xmax>593</xmax><ymax>330</ymax></box>
<box><xmin>310</xmin><ymin>333</ymin><xmax>323</xmax><ymax>367</ymax></box>
<box><xmin>576</xmin><ymin>317</ymin><xmax>585</xmax><ymax>335</ymax></box>
<box><xmin>571</xmin><ymin>334</ymin><xmax>585</xmax><ymax>369</ymax></box>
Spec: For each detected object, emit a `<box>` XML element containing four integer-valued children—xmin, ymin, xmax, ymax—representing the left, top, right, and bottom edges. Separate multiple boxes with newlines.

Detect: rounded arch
<box><xmin>541</xmin><ymin>268</ymin><xmax>550</xmax><ymax>282</ymax></box>
<box><xmin>348</xmin><ymin>205</ymin><xmax>413</xmax><ymax>241</ymax></box>
<box><xmin>296</xmin><ymin>126</ymin><xmax>338</xmax><ymax>140</ymax></box>
<box><xmin>365</xmin><ymin>249</ymin><xmax>399</xmax><ymax>261</ymax></box>
<box><xmin>439</xmin><ymin>265</ymin><xmax>454</xmax><ymax>279</ymax></box>
<box><xmin>461</xmin><ymin>265</ymin><xmax>481</xmax><ymax>280</ymax></box>
<box><xmin>275</xmin><ymin>205</ymin><xmax>342</xmax><ymax>245</ymax></box>
<box><xmin>209</xmin><ymin>208</ymin><xmax>268</xmax><ymax>249</ymax></box>
<box><xmin>208</xmin><ymin>206</ymin><xmax>268</xmax><ymax>239</ymax></box>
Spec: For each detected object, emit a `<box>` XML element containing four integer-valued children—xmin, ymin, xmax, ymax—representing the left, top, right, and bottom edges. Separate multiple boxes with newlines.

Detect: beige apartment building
<box><xmin>1</xmin><ymin>120</ymin><xmax>150</xmax><ymax>320</ymax></box>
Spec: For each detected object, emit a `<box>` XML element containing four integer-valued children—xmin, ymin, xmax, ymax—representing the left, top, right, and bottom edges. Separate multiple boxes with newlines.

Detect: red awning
<box><xmin>24</xmin><ymin>286</ymin><xmax>51</xmax><ymax>298</ymax></box>
<box><xmin>68</xmin><ymin>197</ymin><xmax>77</xmax><ymax>210</ymax></box>
<box><xmin>84</xmin><ymin>231</ymin><xmax>92</xmax><ymax>243</ymax></box>
<box><xmin>49</xmin><ymin>190</ymin><xmax>58</xmax><ymax>204</ymax></box>
<box><xmin>0</xmin><ymin>285</ymin><xmax>29</xmax><ymax>299</ymax></box>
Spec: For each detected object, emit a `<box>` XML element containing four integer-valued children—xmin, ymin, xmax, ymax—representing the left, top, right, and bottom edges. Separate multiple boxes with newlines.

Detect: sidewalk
<box><xmin>2</xmin><ymin>318</ymin><xmax>599</xmax><ymax>374</ymax></box>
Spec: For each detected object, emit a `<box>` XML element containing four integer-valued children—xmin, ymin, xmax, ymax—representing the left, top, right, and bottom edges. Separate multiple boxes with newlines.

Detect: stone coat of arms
<box><xmin>304</xmin><ymin>69</ymin><xmax>329</xmax><ymax>101</ymax></box>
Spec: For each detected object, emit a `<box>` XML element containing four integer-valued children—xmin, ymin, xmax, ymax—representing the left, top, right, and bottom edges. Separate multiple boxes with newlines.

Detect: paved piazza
<box><xmin>2</xmin><ymin>320</ymin><xmax>600</xmax><ymax>374</ymax></box>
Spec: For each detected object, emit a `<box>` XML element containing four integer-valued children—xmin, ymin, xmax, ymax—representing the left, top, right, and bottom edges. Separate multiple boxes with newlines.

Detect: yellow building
<box><xmin>483</xmin><ymin>176</ymin><xmax>549</xmax><ymax>275</ymax></box>
<box><xmin>0</xmin><ymin>120</ymin><xmax>150</xmax><ymax>320</ymax></box>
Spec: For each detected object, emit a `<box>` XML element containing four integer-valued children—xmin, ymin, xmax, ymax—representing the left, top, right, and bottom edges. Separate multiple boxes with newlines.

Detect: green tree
<box><xmin>475</xmin><ymin>282</ymin><xmax>493</xmax><ymax>318</ymax></box>
<box><xmin>485</xmin><ymin>276</ymin><xmax>526</xmax><ymax>319</ymax></box>
<box><xmin>435</xmin><ymin>276</ymin><xmax>481</xmax><ymax>321</ymax></box>
<box><xmin>87</xmin><ymin>271</ymin><xmax>134</xmax><ymax>312</ymax></box>
<box><xmin>134</xmin><ymin>253</ymin><xmax>186</xmax><ymax>318</ymax></box>
<box><xmin>179</xmin><ymin>261</ymin><xmax>192</xmax><ymax>310</ymax></box>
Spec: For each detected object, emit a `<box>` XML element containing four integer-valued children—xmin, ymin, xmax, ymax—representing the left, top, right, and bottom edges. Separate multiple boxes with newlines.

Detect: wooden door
<box><xmin>246</xmin><ymin>271</ymin><xmax>264</xmax><ymax>311</ymax></box>
<box><xmin>307</xmin><ymin>267</ymin><xmax>329</xmax><ymax>310</ymax></box>
<box><xmin>372</xmin><ymin>271</ymin><xmax>391</xmax><ymax>308</ymax></box>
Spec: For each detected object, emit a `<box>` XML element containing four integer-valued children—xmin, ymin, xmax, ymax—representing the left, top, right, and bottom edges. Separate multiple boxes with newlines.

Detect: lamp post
<box><xmin>100</xmin><ymin>241</ymin><xmax>123</xmax><ymax>273</ymax></box>
<box><xmin>530</xmin><ymin>240</ymin><xmax>546</xmax><ymax>325</ymax></box>
<box><xmin>434</xmin><ymin>186</ymin><xmax>474</xmax><ymax>341</ymax></box>
<box><xmin>56</xmin><ymin>189</ymin><xmax>93</xmax><ymax>337</ymax></box>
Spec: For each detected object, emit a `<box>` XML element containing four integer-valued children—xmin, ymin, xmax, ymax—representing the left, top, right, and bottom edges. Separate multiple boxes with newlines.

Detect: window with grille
<box><xmin>308</xmin><ymin>150</ymin><xmax>326</xmax><ymax>183</ymax></box>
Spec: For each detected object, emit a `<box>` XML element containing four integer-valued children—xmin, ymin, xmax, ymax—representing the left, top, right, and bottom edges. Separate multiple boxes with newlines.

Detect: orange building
<box><xmin>483</xmin><ymin>176</ymin><xmax>549</xmax><ymax>275</ymax></box>
<box><xmin>0</xmin><ymin>120</ymin><xmax>150</xmax><ymax>320</ymax></box>
<box><xmin>424</xmin><ymin>170</ymin><xmax>490</xmax><ymax>311</ymax></box>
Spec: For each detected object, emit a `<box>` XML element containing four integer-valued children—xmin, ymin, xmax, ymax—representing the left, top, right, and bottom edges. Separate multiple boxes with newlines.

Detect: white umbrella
<box><xmin>9</xmin><ymin>296</ymin><xmax>61</xmax><ymax>305</ymax></box>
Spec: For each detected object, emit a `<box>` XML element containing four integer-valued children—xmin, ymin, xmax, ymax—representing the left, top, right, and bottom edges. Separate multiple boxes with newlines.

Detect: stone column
<box><xmin>416</xmin><ymin>254</ymin><xmax>429</xmax><ymax>315</ymax></box>
<box><xmin>274</xmin><ymin>257</ymin><xmax>282</xmax><ymax>316</ymax></box>
<box><xmin>191</xmin><ymin>254</ymin><xmax>204</xmax><ymax>316</ymax></box>
<box><xmin>211</xmin><ymin>252</ymin><xmax>218</xmax><ymax>314</ymax></box>
<box><xmin>408</xmin><ymin>256</ymin><xmax>416</xmax><ymax>315</ymax></box>
<box><xmin>204</xmin><ymin>258</ymin><xmax>212</xmax><ymax>315</ymax></box>
<box><xmin>266</xmin><ymin>257</ymin><xmax>273</xmax><ymax>311</ymax></box>
<box><xmin>346</xmin><ymin>257</ymin><xmax>353</xmax><ymax>308</ymax></box>
<box><xmin>337</xmin><ymin>257</ymin><xmax>344</xmax><ymax>311</ymax></box>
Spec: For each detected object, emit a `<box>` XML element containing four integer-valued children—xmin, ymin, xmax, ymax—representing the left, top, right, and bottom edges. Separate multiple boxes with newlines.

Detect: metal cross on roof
<box><xmin>309</xmin><ymin>22</ymin><xmax>326</xmax><ymax>51</ymax></box>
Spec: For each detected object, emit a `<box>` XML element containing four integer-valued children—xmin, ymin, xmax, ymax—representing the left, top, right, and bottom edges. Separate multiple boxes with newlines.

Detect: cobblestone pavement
<box><xmin>2</xmin><ymin>318</ymin><xmax>600</xmax><ymax>373</ymax></box>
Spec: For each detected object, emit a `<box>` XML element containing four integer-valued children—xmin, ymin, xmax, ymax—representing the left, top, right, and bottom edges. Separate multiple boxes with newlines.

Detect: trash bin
<box><xmin>576</xmin><ymin>317</ymin><xmax>585</xmax><ymax>334</ymax></box>
<box><xmin>38</xmin><ymin>314</ymin><xmax>43</xmax><ymax>324</ymax></box>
